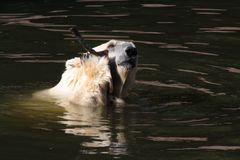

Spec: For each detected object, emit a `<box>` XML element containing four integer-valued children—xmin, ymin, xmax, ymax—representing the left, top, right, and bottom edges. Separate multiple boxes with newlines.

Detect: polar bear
<box><xmin>35</xmin><ymin>39</ymin><xmax>138</xmax><ymax>106</ymax></box>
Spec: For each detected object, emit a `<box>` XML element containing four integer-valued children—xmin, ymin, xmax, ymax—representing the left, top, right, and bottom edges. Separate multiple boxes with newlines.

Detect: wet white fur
<box><xmin>49</xmin><ymin>56</ymin><xmax>112</xmax><ymax>106</ymax></box>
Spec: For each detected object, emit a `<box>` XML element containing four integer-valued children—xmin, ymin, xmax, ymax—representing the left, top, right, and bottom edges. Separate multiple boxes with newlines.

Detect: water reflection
<box><xmin>59</xmin><ymin>104</ymin><xmax>127</xmax><ymax>155</ymax></box>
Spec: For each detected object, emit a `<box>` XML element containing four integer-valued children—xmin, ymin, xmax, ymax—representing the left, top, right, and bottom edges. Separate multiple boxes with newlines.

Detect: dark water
<box><xmin>1</xmin><ymin>0</ymin><xmax>240</xmax><ymax>159</ymax></box>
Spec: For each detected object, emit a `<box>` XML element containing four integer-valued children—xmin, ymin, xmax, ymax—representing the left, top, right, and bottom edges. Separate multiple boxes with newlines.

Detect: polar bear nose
<box><xmin>125</xmin><ymin>46</ymin><xmax>137</xmax><ymax>57</ymax></box>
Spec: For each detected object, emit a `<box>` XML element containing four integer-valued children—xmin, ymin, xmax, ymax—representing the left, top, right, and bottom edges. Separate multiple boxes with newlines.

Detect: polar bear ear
<box><xmin>93</xmin><ymin>40</ymin><xmax>116</xmax><ymax>53</ymax></box>
<box><xmin>106</xmin><ymin>40</ymin><xmax>116</xmax><ymax>49</ymax></box>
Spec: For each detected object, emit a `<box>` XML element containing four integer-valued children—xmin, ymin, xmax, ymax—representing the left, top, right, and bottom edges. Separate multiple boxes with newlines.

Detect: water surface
<box><xmin>1</xmin><ymin>0</ymin><xmax>240</xmax><ymax>160</ymax></box>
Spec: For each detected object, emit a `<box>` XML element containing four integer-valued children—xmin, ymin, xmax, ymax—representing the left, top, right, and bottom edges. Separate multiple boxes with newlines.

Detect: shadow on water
<box><xmin>1</xmin><ymin>0</ymin><xmax>240</xmax><ymax>160</ymax></box>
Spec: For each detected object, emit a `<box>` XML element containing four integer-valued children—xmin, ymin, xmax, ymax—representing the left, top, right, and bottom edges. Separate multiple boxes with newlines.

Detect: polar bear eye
<box><xmin>107</xmin><ymin>43</ymin><xmax>115</xmax><ymax>48</ymax></box>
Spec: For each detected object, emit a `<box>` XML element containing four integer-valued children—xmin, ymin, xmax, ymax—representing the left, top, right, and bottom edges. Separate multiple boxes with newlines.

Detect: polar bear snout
<box><xmin>125</xmin><ymin>46</ymin><xmax>137</xmax><ymax>58</ymax></box>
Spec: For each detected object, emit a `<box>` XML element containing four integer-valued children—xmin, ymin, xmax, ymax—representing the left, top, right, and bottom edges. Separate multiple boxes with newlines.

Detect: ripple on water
<box><xmin>0</xmin><ymin>53</ymin><xmax>66</xmax><ymax>63</ymax></box>
<box><xmin>192</xmin><ymin>8</ymin><xmax>227</xmax><ymax>12</ymax></box>
<box><xmin>177</xmin><ymin>69</ymin><xmax>208</xmax><ymax>75</ymax></box>
<box><xmin>138</xmin><ymin>63</ymin><xmax>159</xmax><ymax>71</ymax></box>
<box><xmin>40</xmin><ymin>28</ymin><xmax>108</xmax><ymax>33</ymax></box>
<box><xmin>138</xmin><ymin>63</ymin><xmax>160</xmax><ymax>67</ymax></box>
<box><xmin>146</xmin><ymin>136</ymin><xmax>208</xmax><ymax>142</ymax></box>
<box><xmin>174</xmin><ymin>118</ymin><xmax>209</xmax><ymax>124</ymax></box>
<box><xmin>222</xmin><ymin>107</ymin><xmax>240</xmax><ymax>111</ymax></box>
<box><xmin>136</xmin><ymin>80</ymin><xmax>225</xmax><ymax>96</ymax></box>
<box><xmin>157</xmin><ymin>21</ymin><xmax>175</xmax><ymax>24</ymax></box>
<box><xmin>0</xmin><ymin>53</ymin><xmax>51</xmax><ymax>58</ymax></box>
<box><xmin>159</xmin><ymin>101</ymin><xmax>190</xmax><ymax>106</ymax></box>
<box><xmin>210</xmin><ymin>65</ymin><xmax>240</xmax><ymax>74</ymax></box>
<box><xmin>133</xmin><ymin>40</ymin><xmax>165</xmax><ymax>45</ymax></box>
<box><xmin>169</xmin><ymin>49</ymin><xmax>219</xmax><ymax>56</ymax></box>
<box><xmin>40</xmin><ymin>28</ymin><xmax>70</xmax><ymax>33</ymax></box>
<box><xmin>85</xmin><ymin>5</ymin><xmax>104</xmax><ymax>8</ymax></box>
<box><xmin>65</xmin><ymin>37</ymin><xmax>131</xmax><ymax>42</ymax></box>
<box><xmin>192</xmin><ymin>8</ymin><xmax>226</xmax><ymax>15</ymax></box>
<box><xmin>142</xmin><ymin>4</ymin><xmax>176</xmax><ymax>8</ymax></box>
<box><xmin>185</xmin><ymin>42</ymin><xmax>209</xmax><ymax>46</ymax></box>
<box><xmin>1</xmin><ymin>14</ymin><xmax>129</xmax><ymax>28</ymax></box>
<box><xmin>198</xmin><ymin>77</ymin><xmax>222</xmax><ymax>86</ymax></box>
<box><xmin>196</xmin><ymin>12</ymin><xmax>222</xmax><ymax>15</ymax></box>
<box><xmin>199</xmin><ymin>27</ymin><xmax>240</xmax><ymax>33</ymax></box>
<box><xmin>169</xmin><ymin>145</ymin><xmax>240</xmax><ymax>151</ymax></box>
<box><xmin>137</xmin><ymin>67</ymin><xmax>158</xmax><ymax>71</ymax></box>
<box><xmin>77</xmin><ymin>0</ymin><xmax>128</xmax><ymax>2</ymax></box>
<box><xmin>16</xmin><ymin>60</ymin><xmax>65</xmax><ymax>63</ymax></box>
<box><xmin>64</xmin><ymin>33</ymin><xmax>130</xmax><ymax>39</ymax></box>
<box><xmin>159</xmin><ymin>44</ymin><xmax>188</xmax><ymax>49</ymax></box>
<box><xmin>0</xmin><ymin>13</ymin><xmax>28</xmax><ymax>24</ymax></box>
<box><xmin>49</xmin><ymin>10</ymin><xmax>68</xmax><ymax>13</ymax></box>
<box><xmin>111</xmin><ymin>30</ymin><xmax>163</xmax><ymax>35</ymax></box>
<box><xmin>0</xmin><ymin>13</ymin><xmax>22</xmax><ymax>16</ymax></box>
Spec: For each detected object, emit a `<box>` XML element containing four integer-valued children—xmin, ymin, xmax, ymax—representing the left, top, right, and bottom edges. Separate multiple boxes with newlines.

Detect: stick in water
<box><xmin>70</xmin><ymin>27</ymin><xmax>107</xmax><ymax>57</ymax></box>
